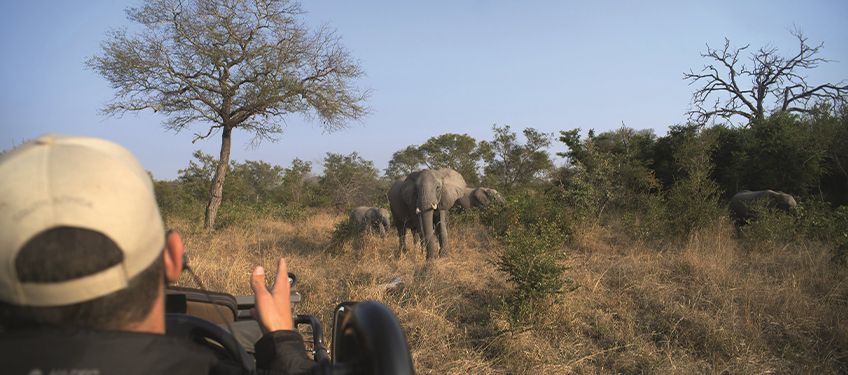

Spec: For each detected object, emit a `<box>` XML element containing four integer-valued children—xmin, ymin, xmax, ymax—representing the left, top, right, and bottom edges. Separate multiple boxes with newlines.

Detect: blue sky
<box><xmin>1</xmin><ymin>1</ymin><xmax>846</xmax><ymax>179</ymax></box>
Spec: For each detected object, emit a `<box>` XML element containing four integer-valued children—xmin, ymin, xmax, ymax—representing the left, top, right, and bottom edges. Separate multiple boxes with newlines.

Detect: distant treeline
<box><xmin>154</xmin><ymin>109</ymin><xmax>847</xmax><ymax>226</ymax></box>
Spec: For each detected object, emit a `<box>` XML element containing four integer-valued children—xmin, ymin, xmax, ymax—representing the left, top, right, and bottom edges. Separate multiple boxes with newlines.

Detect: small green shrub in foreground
<box><xmin>481</xmin><ymin>190</ymin><xmax>572</xmax><ymax>321</ymax></box>
<box><xmin>329</xmin><ymin>218</ymin><xmax>358</xmax><ymax>254</ymax></box>
<box><xmin>496</xmin><ymin>221</ymin><xmax>567</xmax><ymax>320</ymax></box>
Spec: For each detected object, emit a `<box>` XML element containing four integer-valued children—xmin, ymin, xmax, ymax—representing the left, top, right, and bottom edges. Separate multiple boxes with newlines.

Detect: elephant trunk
<box><xmin>419</xmin><ymin>209</ymin><xmax>437</xmax><ymax>259</ymax></box>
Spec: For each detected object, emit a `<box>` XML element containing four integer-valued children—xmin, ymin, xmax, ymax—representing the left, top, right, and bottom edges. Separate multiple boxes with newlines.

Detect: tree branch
<box><xmin>683</xmin><ymin>31</ymin><xmax>846</xmax><ymax>126</ymax></box>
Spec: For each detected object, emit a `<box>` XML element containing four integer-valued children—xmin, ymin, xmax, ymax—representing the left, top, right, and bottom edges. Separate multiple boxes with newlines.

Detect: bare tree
<box><xmin>684</xmin><ymin>30</ymin><xmax>847</xmax><ymax>126</ymax></box>
<box><xmin>88</xmin><ymin>0</ymin><xmax>368</xmax><ymax>229</ymax></box>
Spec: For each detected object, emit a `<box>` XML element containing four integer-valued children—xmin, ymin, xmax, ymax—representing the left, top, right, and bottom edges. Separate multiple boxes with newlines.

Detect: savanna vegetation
<box><xmin>156</xmin><ymin>107</ymin><xmax>848</xmax><ymax>374</ymax></box>
<box><xmin>85</xmin><ymin>0</ymin><xmax>847</xmax><ymax>372</ymax></box>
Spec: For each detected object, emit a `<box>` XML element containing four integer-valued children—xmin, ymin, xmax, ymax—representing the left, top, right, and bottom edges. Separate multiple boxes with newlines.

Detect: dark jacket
<box><xmin>0</xmin><ymin>328</ymin><xmax>316</xmax><ymax>375</ymax></box>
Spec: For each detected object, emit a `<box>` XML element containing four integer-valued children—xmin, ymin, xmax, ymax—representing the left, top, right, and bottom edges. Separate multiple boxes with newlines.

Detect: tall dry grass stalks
<box><xmin>172</xmin><ymin>212</ymin><xmax>847</xmax><ymax>374</ymax></box>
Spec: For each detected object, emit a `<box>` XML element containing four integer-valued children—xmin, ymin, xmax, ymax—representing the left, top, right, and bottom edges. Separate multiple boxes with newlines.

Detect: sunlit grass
<box><xmin>171</xmin><ymin>211</ymin><xmax>848</xmax><ymax>374</ymax></box>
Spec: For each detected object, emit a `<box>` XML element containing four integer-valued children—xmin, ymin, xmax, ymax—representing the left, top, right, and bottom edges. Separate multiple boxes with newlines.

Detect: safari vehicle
<box><xmin>165</xmin><ymin>271</ymin><xmax>414</xmax><ymax>375</ymax></box>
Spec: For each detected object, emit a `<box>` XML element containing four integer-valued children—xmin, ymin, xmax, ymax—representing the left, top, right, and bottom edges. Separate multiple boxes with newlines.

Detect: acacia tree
<box><xmin>418</xmin><ymin>133</ymin><xmax>485</xmax><ymax>185</ymax></box>
<box><xmin>684</xmin><ymin>30</ymin><xmax>847</xmax><ymax>126</ymax></box>
<box><xmin>385</xmin><ymin>133</ymin><xmax>486</xmax><ymax>184</ymax></box>
<box><xmin>88</xmin><ymin>0</ymin><xmax>368</xmax><ymax>229</ymax></box>
<box><xmin>319</xmin><ymin>152</ymin><xmax>382</xmax><ymax>210</ymax></box>
<box><xmin>482</xmin><ymin>125</ymin><xmax>553</xmax><ymax>191</ymax></box>
<box><xmin>385</xmin><ymin>146</ymin><xmax>425</xmax><ymax>179</ymax></box>
<box><xmin>278</xmin><ymin>158</ymin><xmax>313</xmax><ymax>206</ymax></box>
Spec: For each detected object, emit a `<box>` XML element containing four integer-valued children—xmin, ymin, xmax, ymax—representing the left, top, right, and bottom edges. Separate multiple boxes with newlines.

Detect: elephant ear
<box><xmin>473</xmin><ymin>188</ymin><xmax>490</xmax><ymax>207</ymax></box>
<box><xmin>439</xmin><ymin>169</ymin><xmax>467</xmax><ymax>205</ymax></box>
<box><xmin>400</xmin><ymin>176</ymin><xmax>418</xmax><ymax>207</ymax></box>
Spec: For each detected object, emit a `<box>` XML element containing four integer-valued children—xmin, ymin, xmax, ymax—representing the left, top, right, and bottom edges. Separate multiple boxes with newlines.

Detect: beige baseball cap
<box><xmin>0</xmin><ymin>134</ymin><xmax>165</xmax><ymax>306</ymax></box>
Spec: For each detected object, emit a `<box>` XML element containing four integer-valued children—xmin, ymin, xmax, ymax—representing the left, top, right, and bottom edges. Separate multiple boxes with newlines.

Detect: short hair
<box><xmin>0</xmin><ymin>226</ymin><xmax>163</xmax><ymax>330</ymax></box>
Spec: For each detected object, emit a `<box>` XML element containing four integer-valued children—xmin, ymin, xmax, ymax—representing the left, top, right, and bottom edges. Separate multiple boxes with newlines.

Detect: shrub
<box><xmin>664</xmin><ymin>125</ymin><xmax>724</xmax><ymax>238</ymax></box>
<box><xmin>621</xmin><ymin>193</ymin><xmax>669</xmax><ymax>242</ymax></box>
<box><xmin>480</xmin><ymin>189</ymin><xmax>572</xmax><ymax>239</ymax></box>
<box><xmin>740</xmin><ymin>199</ymin><xmax>848</xmax><ymax>253</ymax></box>
<box><xmin>739</xmin><ymin>203</ymin><xmax>798</xmax><ymax>248</ymax></box>
<box><xmin>797</xmin><ymin>199</ymin><xmax>848</xmax><ymax>241</ymax></box>
<box><xmin>664</xmin><ymin>172</ymin><xmax>723</xmax><ymax>238</ymax></box>
<box><xmin>329</xmin><ymin>218</ymin><xmax>358</xmax><ymax>254</ymax></box>
<box><xmin>213</xmin><ymin>203</ymin><xmax>264</xmax><ymax>229</ymax></box>
<box><xmin>496</xmin><ymin>221</ymin><xmax>566</xmax><ymax>320</ymax></box>
<box><xmin>483</xmin><ymin>190</ymin><xmax>571</xmax><ymax>321</ymax></box>
<box><xmin>552</xmin><ymin>165</ymin><xmax>606</xmax><ymax>226</ymax></box>
<box><xmin>795</xmin><ymin>201</ymin><xmax>848</xmax><ymax>263</ymax></box>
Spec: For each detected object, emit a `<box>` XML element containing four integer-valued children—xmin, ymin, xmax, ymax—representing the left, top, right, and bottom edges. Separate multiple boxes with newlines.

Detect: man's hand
<box><xmin>250</xmin><ymin>257</ymin><xmax>294</xmax><ymax>332</ymax></box>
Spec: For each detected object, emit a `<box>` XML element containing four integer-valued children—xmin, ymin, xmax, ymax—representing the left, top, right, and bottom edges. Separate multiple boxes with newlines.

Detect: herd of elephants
<box><xmin>347</xmin><ymin>168</ymin><xmax>798</xmax><ymax>260</ymax></box>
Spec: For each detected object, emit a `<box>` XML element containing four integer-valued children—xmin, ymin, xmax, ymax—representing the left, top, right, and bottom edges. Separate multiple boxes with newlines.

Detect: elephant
<box><xmin>349</xmin><ymin>206</ymin><xmax>391</xmax><ymax>237</ymax></box>
<box><xmin>453</xmin><ymin>187</ymin><xmax>505</xmax><ymax>211</ymax></box>
<box><xmin>388</xmin><ymin>178</ymin><xmax>422</xmax><ymax>253</ymax></box>
<box><xmin>388</xmin><ymin>168</ymin><xmax>467</xmax><ymax>259</ymax></box>
<box><xmin>728</xmin><ymin>190</ymin><xmax>797</xmax><ymax>227</ymax></box>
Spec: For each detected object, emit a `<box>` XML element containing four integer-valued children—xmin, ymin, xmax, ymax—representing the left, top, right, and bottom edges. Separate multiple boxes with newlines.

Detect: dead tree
<box><xmin>684</xmin><ymin>30</ymin><xmax>847</xmax><ymax>126</ymax></box>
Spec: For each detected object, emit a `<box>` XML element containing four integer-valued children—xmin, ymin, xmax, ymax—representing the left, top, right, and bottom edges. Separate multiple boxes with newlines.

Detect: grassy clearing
<box><xmin>171</xmin><ymin>212</ymin><xmax>848</xmax><ymax>374</ymax></box>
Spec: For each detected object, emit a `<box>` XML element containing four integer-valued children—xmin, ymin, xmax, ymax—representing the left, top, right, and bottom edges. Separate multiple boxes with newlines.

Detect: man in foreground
<box><xmin>0</xmin><ymin>134</ymin><xmax>314</xmax><ymax>374</ymax></box>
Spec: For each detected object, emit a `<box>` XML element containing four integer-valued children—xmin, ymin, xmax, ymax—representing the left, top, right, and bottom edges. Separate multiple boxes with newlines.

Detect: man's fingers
<box><xmin>251</xmin><ymin>266</ymin><xmax>271</xmax><ymax>299</ymax></box>
<box><xmin>272</xmin><ymin>257</ymin><xmax>290</xmax><ymax>295</ymax></box>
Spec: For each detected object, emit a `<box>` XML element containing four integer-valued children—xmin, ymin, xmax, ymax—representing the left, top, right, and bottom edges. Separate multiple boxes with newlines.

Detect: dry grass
<box><xmin>169</xmin><ymin>212</ymin><xmax>848</xmax><ymax>374</ymax></box>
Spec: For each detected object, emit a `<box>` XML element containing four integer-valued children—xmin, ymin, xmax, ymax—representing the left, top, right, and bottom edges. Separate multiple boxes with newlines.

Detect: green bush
<box><xmin>664</xmin><ymin>173</ymin><xmax>723</xmax><ymax>238</ymax></box>
<box><xmin>621</xmin><ymin>193</ymin><xmax>669</xmax><ymax>242</ymax></box>
<box><xmin>739</xmin><ymin>201</ymin><xmax>798</xmax><ymax>248</ymax></box>
<box><xmin>553</xmin><ymin>165</ymin><xmax>606</xmax><ymax>225</ymax></box>
<box><xmin>481</xmin><ymin>190</ymin><xmax>570</xmax><ymax>321</ymax></box>
<box><xmin>329</xmin><ymin>218</ymin><xmax>358</xmax><ymax>254</ymax></box>
<box><xmin>210</xmin><ymin>202</ymin><xmax>312</xmax><ymax>229</ymax></box>
<box><xmin>497</xmin><ymin>221</ymin><xmax>566</xmax><ymax>312</ymax></box>
<box><xmin>664</xmin><ymin>125</ymin><xmax>724</xmax><ymax>238</ymax></box>
<box><xmin>794</xmin><ymin>201</ymin><xmax>848</xmax><ymax>263</ymax></box>
<box><xmin>448</xmin><ymin>208</ymin><xmax>481</xmax><ymax>226</ymax></box>
<box><xmin>480</xmin><ymin>189</ymin><xmax>572</xmax><ymax>239</ymax></box>
<box><xmin>797</xmin><ymin>200</ymin><xmax>848</xmax><ymax>241</ymax></box>
<box><xmin>213</xmin><ymin>203</ymin><xmax>265</xmax><ymax>229</ymax></box>
<box><xmin>739</xmin><ymin>199</ymin><xmax>848</xmax><ymax>254</ymax></box>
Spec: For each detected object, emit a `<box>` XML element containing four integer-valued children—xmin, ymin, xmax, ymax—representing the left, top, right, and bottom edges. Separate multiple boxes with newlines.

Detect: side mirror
<box><xmin>332</xmin><ymin>301</ymin><xmax>415</xmax><ymax>375</ymax></box>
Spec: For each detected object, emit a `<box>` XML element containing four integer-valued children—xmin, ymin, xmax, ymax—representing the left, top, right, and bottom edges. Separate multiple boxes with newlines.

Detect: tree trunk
<box><xmin>204</xmin><ymin>126</ymin><xmax>233</xmax><ymax>230</ymax></box>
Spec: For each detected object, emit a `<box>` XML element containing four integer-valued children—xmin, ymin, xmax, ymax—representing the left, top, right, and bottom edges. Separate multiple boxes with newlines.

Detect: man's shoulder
<box><xmin>0</xmin><ymin>328</ymin><xmax>228</xmax><ymax>375</ymax></box>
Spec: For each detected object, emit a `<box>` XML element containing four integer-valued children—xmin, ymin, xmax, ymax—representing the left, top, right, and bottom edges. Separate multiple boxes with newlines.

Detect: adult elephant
<box><xmin>729</xmin><ymin>190</ymin><xmax>797</xmax><ymax>227</ymax></box>
<box><xmin>388</xmin><ymin>178</ymin><xmax>421</xmax><ymax>254</ymax></box>
<box><xmin>453</xmin><ymin>187</ymin><xmax>505</xmax><ymax>210</ymax></box>
<box><xmin>388</xmin><ymin>168</ymin><xmax>467</xmax><ymax>259</ymax></box>
<box><xmin>349</xmin><ymin>206</ymin><xmax>391</xmax><ymax>237</ymax></box>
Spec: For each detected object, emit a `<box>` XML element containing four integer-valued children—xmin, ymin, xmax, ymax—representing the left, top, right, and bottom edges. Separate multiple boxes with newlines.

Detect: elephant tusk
<box><xmin>431</xmin><ymin>203</ymin><xmax>438</xmax><ymax>210</ymax></box>
<box><xmin>415</xmin><ymin>207</ymin><xmax>421</xmax><ymax>214</ymax></box>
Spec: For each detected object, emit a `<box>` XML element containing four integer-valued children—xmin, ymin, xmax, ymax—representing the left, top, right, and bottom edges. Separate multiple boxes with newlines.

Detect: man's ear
<box><xmin>163</xmin><ymin>230</ymin><xmax>185</xmax><ymax>284</ymax></box>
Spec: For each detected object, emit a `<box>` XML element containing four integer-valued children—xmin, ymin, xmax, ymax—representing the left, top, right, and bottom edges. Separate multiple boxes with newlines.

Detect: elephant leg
<box><xmin>396</xmin><ymin>224</ymin><xmax>407</xmax><ymax>257</ymax></box>
<box><xmin>437</xmin><ymin>209</ymin><xmax>449</xmax><ymax>257</ymax></box>
<box><xmin>411</xmin><ymin>226</ymin><xmax>422</xmax><ymax>249</ymax></box>
<box><xmin>420</xmin><ymin>210</ymin><xmax>438</xmax><ymax>260</ymax></box>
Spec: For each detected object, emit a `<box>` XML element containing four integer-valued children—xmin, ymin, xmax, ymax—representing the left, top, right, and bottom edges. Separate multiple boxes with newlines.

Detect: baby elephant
<box><xmin>349</xmin><ymin>207</ymin><xmax>391</xmax><ymax>237</ymax></box>
<box><xmin>729</xmin><ymin>190</ymin><xmax>797</xmax><ymax>227</ymax></box>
